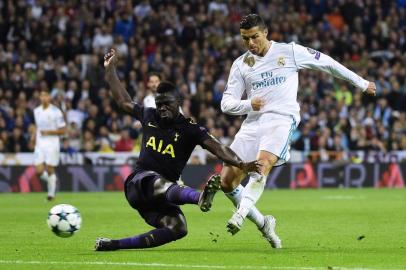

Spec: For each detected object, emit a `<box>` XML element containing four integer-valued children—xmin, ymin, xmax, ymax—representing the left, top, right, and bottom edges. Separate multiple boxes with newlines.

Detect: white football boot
<box><xmin>260</xmin><ymin>215</ymin><xmax>282</xmax><ymax>248</ymax></box>
<box><xmin>226</xmin><ymin>212</ymin><xmax>245</xmax><ymax>235</ymax></box>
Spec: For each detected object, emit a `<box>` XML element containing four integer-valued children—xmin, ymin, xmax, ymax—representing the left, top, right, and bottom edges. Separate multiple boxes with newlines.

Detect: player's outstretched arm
<box><xmin>202</xmin><ymin>137</ymin><xmax>261</xmax><ymax>174</ymax></box>
<box><xmin>294</xmin><ymin>44</ymin><xmax>376</xmax><ymax>96</ymax></box>
<box><xmin>104</xmin><ymin>49</ymin><xmax>135</xmax><ymax>115</ymax></box>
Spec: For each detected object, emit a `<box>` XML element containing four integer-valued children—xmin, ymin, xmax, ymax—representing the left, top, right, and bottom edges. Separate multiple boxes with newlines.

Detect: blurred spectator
<box><xmin>92</xmin><ymin>26</ymin><xmax>113</xmax><ymax>52</ymax></box>
<box><xmin>61</xmin><ymin>138</ymin><xmax>78</xmax><ymax>155</ymax></box>
<box><xmin>114</xmin><ymin>129</ymin><xmax>134</xmax><ymax>152</ymax></box>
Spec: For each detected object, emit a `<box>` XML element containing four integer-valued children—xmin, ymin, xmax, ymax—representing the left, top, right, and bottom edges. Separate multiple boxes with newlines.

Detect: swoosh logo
<box><xmin>148</xmin><ymin>122</ymin><xmax>157</xmax><ymax>128</ymax></box>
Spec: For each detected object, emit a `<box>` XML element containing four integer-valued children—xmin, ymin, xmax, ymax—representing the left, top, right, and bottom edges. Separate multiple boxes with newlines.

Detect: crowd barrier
<box><xmin>0</xmin><ymin>162</ymin><xmax>404</xmax><ymax>192</ymax></box>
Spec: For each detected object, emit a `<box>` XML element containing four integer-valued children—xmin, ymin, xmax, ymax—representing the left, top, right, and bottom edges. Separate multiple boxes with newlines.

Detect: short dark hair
<box><xmin>156</xmin><ymin>81</ymin><xmax>182</xmax><ymax>104</ymax></box>
<box><xmin>148</xmin><ymin>72</ymin><xmax>161</xmax><ymax>81</ymax></box>
<box><xmin>240</xmin><ymin>14</ymin><xmax>266</xmax><ymax>30</ymax></box>
<box><xmin>156</xmin><ymin>81</ymin><xmax>179</xmax><ymax>97</ymax></box>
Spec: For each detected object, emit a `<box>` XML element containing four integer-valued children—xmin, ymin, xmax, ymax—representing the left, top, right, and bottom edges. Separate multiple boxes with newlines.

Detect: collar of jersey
<box><xmin>155</xmin><ymin>113</ymin><xmax>186</xmax><ymax>128</ymax></box>
<box><xmin>250</xmin><ymin>40</ymin><xmax>274</xmax><ymax>60</ymax></box>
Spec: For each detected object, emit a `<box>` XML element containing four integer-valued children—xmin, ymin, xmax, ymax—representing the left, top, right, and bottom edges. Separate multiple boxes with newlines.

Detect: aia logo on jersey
<box><xmin>146</xmin><ymin>136</ymin><xmax>176</xmax><ymax>158</ymax></box>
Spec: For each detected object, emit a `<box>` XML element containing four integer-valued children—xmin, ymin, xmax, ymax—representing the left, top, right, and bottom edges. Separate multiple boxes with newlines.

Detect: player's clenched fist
<box><xmin>365</xmin><ymin>81</ymin><xmax>377</xmax><ymax>96</ymax></box>
<box><xmin>104</xmin><ymin>49</ymin><xmax>118</xmax><ymax>70</ymax></box>
<box><xmin>251</xmin><ymin>97</ymin><xmax>265</xmax><ymax>111</ymax></box>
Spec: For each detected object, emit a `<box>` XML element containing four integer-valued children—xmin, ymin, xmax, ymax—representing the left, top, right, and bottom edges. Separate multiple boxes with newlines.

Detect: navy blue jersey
<box><xmin>132</xmin><ymin>105</ymin><xmax>210</xmax><ymax>182</ymax></box>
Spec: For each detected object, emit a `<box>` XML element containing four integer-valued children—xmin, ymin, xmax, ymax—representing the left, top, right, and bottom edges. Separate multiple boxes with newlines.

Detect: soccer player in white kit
<box><xmin>220</xmin><ymin>14</ymin><xmax>376</xmax><ymax>247</ymax></box>
<box><xmin>33</xmin><ymin>89</ymin><xmax>66</xmax><ymax>201</ymax></box>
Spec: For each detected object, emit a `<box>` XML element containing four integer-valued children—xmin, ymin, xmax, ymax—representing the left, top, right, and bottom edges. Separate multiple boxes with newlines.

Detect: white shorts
<box><xmin>34</xmin><ymin>145</ymin><xmax>60</xmax><ymax>167</ymax></box>
<box><xmin>230</xmin><ymin>113</ymin><xmax>298</xmax><ymax>166</ymax></box>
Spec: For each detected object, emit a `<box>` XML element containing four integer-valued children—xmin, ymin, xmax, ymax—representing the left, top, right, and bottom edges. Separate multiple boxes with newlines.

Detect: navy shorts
<box><xmin>124</xmin><ymin>169</ymin><xmax>183</xmax><ymax>228</ymax></box>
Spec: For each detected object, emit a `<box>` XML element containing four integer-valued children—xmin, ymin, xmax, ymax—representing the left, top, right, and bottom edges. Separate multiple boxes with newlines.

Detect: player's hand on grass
<box><xmin>239</xmin><ymin>160</ymin><xmax>262</xmax><ymax>174</ymax></box>
<box><xmin>104</xmin><ymin>49</ymin><xmax>118</xmax><ymax>70</ymax></box>
<box><xmin>251</xmin><ymin>97</ymin><xmax>265</xmax><ymax>111</ymax></box>
<box><xmin>364</xmin><ymin>81</ymin><xmax>376</xmax><ymax>96</ymax></box>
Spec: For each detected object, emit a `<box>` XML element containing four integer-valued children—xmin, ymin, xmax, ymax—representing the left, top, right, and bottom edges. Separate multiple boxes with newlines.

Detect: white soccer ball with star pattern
<box><xmin>47</xmin><ymin>204</ymin><xmax>82</xmax><ymax>238</ymax></box>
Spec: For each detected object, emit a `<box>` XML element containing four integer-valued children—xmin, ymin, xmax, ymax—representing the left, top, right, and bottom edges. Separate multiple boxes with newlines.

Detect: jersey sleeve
<box><xmin>56</xmin><ymin>109</ymin><xmax>66</xmax><ymax>128</ymax></box>
<box><xmin>293</xmin><ymin>43</ymin><xmax>369</xmax><ymax>91</ymax></box>
<box><xmin>189</xmin><ymin>122</ymin><xmax>211</xmax><ymax>146</ymax></box>
<box><xmin>221</xmin><ymin>61</ymin><xmax>252</xmax><ymax>115</ymax></box>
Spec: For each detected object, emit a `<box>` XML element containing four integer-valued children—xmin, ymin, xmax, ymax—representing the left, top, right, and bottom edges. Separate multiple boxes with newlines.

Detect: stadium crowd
<box><xmin>0</xmin><ymin>0</ymin><xmax>405</xmax><ymax>161</ymax></box>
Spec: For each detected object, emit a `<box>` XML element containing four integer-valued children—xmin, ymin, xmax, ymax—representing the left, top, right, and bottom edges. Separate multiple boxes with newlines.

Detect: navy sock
<box><xmin>117</xmin><ymin>228</ymin><xmax>176</xmax><ymax>249</ymax></box>
<box><xmin>165</xmin><ymin>184</ymin><xmax>200</xmax><ymax>205</ymax></box>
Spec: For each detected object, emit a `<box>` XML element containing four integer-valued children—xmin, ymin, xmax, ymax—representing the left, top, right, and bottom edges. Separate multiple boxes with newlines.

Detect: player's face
<box><xmin>147</xmin><ymin>75</ymin><xmax>161</xmax><ymax>92</ymax></box>
<box><xmin>39</xmin><ymin>91</ymin><xmax>51</xmax><ymax>106</ymax></box>
<box><xmin>240</xmin><ymin>27</ymin><xmax>269</xmax><ymax>56</ymax></box>
<box><xmin>155</xmin><ymin>93</ymin><xmax>179</xmax><ymax>123</ymax></box>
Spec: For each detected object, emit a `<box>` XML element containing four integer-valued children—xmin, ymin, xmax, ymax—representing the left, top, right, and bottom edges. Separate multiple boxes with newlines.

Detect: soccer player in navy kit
<box><xmin>95</xmin><ymin>49</ymin><xmax>260</xmax><ymax>251</ymax></box>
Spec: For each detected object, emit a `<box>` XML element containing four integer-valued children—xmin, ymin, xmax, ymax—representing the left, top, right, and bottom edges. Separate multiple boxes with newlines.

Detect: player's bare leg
<box><xmin>226</xmin><ymin>151</ymin><xmax>282</xmax><ymax>248</ymax></box>
<box><xmin>36</xmin><ymin>164</ymin><xmax>48</xmax><ymax>181</ymax></box>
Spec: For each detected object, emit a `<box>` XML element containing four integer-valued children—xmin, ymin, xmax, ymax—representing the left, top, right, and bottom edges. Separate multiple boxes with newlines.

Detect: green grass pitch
<box><xmin>0</xmin><ymin>189</ymin><xmax>405</xmax><ymax>270</ymax></box>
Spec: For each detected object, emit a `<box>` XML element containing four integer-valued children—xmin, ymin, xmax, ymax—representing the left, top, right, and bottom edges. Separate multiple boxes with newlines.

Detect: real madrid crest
<box><xmin>277</xmin><ymin>56</ymin><xmax>285</xmax><ymax>67</ymax></box>
<box><xmin>243</xmin><ymin>54</ymin><xmax>255</xmax><ymax>67</ymax></box>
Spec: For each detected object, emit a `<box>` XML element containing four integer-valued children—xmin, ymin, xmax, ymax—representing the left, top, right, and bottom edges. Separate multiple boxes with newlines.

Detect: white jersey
<box><xmin>34</xmin><ymin>104</ymin><xmax>66</xmax><ymax>148</ymax></box>
<box><xmin>143</xmin><ymin>94</ymin><xmax>156</xmax><ymax>108</ymax></box>
<box><xmin>221</xmin><ymin>41</ymin><xmax>369</xmax><ymax>121</ymax></box>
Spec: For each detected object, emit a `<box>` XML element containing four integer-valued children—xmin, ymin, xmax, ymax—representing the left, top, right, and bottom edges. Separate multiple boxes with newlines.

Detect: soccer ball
<box><xmin>47</xmin><ymin>204</ymin><xmax>82</xmax><ymax>238</ymax></box>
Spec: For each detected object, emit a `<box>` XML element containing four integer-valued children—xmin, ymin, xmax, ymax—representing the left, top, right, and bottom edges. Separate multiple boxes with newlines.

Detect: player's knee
<box><xmin>174</xmin><ymin>226</ymin><xmax>188</xmax><ymax>239</ymax></box>
<box><xmin>161</xmin><ymin>214</ymin><xmax>188</xmax><ymax>240</ymax></box>
<box><xmin>153</xmin><ymin>178</ymin><xmax>174</xmax><ymax>199</ymax></box>
<box><xmin>169</xmin><ymin>223</ymin><xmax>188</xmax><ymax>239</ymax></box>
<box><xmin>35</xmin><ymin>165</ymin><xmax>44</xmax><ymax>174</ymax></box>
<box><xmin>47</xmin><ymin>167</ymin><xmax>55</xmax><ymax>175</ymax></box>
<box><xmin>257</xmin><ymin>156</ymin><xmax>278</xmax><ymax>175</ymax></box>
<box><xmin>220</xmin><ymin>178</ymin><xmax>234</xmax><ymax>193</ymax></box>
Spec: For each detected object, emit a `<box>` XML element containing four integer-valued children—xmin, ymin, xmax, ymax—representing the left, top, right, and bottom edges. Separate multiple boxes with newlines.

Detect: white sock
<box><xmin>225</xmin><ymin>184</ymin><xmax>265</xmax><ymax>229</ymax></box>
<box><xmin>47</xmin><ymin>173</ymin><xmax>57</xmax><ymax>197</ymax></box>
<box><xmin>40</xmin><ymin>171</ymin><xmax>49</xmax><ymax>182</ymax></box>
<box><xmin>238</xmin><ymin>173</ymin><xmax>266</xmax><ymax>219</ymax></box>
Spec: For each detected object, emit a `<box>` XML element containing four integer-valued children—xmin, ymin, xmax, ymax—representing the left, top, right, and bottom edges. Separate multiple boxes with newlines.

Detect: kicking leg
<box><xmin>227</xmin><ymin>151</ymin><xmax>282</xmax><ymax>247</ymax></box>
<box><xmin>221</xmin><ymin>165</ymin><xmax>265</xmax><ymax>230</ymax></box>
